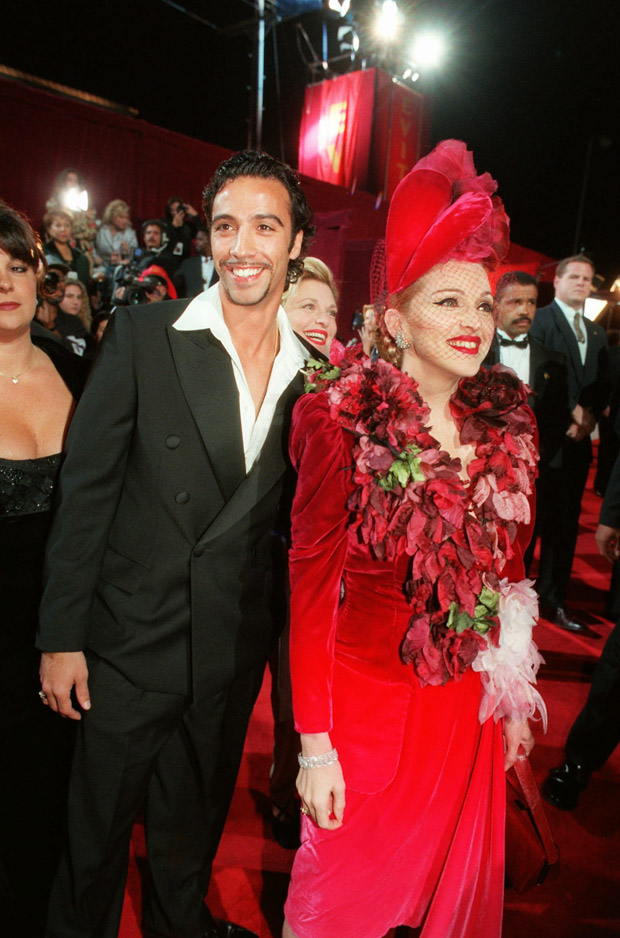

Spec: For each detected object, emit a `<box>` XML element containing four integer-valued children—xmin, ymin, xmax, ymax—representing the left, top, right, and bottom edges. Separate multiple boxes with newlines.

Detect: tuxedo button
<box><xmin>175</xmin><ymin>491</ymin><xmax>190</xmax><ymax>504</ymax></box>
<box><xmin>165</xmin><ymin>434</ymin><xmax>181</xmax><ymax>449</ymax></box>
<box><xmin>194</xmin><ymin>545</ymin><xmax>205</xmax><ymax>557</ymax></box>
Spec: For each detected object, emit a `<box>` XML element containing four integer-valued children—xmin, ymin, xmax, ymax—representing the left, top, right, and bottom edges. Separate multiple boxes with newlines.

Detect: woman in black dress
<box><xmin>0</xmin><ymin>202</ymin><xmax>88</xmax><ymax>936</ymax></box>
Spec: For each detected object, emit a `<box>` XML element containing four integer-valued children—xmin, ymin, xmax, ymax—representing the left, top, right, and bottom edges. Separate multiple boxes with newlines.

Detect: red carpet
<box><xmin>119</xmin><ymin>460</ymin><xmax>620</xmax><ymax>938</ymax></box>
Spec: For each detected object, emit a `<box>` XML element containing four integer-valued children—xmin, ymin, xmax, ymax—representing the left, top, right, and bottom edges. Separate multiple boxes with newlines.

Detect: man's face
<box><xmin>194</xmin><ymin>231</ymin><xmax>209</xmax><ymax>257</ymax></box>
<box><xmin>144</xmin><ymin>225</ymin><xmax>162</xmax><ymax>250</ymax></box>
<box><xmin>494</xmin><ymin>283</ymin><xmax>538</xmax><ymax>338</ymax></box>
<box><xmin>145</xmin><ymin>282</ymin><xmax>167</xmax><ymax>303</ymax></box>
<box><xmin>554</xmin><ymin>261</ymin><xmax>593</xmax><ymax>310</ymax></box>
<box><xmin>210</xmin><ymin>175</ymin><xmax>302</xmax><ymax>312</ymax></box>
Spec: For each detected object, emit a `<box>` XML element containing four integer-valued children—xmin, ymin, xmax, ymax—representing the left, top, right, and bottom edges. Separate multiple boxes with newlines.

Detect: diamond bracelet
<box><xmin>297</xmin><ymin>748</ymin><xmax>339</xmax><ymax>769</ymax></box>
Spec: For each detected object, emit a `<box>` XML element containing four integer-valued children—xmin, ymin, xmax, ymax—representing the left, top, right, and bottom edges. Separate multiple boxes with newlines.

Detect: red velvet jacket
<box><xmin>288</xmin><ymin>391</ymin><xmax>536</xmax><ymax>793</ymax></box>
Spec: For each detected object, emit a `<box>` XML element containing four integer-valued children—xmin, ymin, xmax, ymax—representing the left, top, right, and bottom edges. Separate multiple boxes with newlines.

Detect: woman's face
<box><xmin>285</xmin><ymin>278</ymin><xmax>338</xmax><ymax>352</ymax></box>
<box><xmin>0</xmin><ymin>248</ymin><xmax>38</xmax><ymax>335</ymax></box>
<box><xmin>60</xmin><ymin>283</ymin><xmax>83</xmax><ymax>317</ymax></box>
<box><xmin>49</xmin><ymin>215</ymin><xmax>72</xmax><ymax>243</ymax></box>
<box><xmin>390</xmin><ymin>260</ymin><xmax>494</xmax><ymax>383</ymax></box>
<box><xmin>112</xmin><ymin>211</ymin><xmax>130</xmax><ymax>231</ymax></box>
<box><xmin>64</xmin><ymin>172</ymin><xmax>79</xmax><ymax>189</ymax></box>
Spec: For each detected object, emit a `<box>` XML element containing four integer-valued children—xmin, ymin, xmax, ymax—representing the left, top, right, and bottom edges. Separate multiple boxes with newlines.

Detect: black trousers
<box><xmin>566</xmin><ymin>619</ymin><xmax>620</xmax><ymax>772</ymax></box>
<box><xmin>45</xmin><ymin>655</ymin><xmax>263</xmax><ymax>938</ymax></box>
<box><xmin>534</xmin><ymin>440</ymin><xmax>591</xmax><ymax>608</ymax></box>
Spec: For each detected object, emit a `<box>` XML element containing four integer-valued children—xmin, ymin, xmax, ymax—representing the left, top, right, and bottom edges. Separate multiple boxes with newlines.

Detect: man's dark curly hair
<box><xmin>202</xmin><ymin>150</ymin><xmax>315</xmax><ymax>286</ymax></box>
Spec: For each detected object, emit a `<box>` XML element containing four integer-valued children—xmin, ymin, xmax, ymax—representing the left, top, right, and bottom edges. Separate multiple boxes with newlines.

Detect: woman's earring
<box><xmin>395</xmin><ymin>330</ymin><xmax>412</xmax><ymax>350</ymax></box>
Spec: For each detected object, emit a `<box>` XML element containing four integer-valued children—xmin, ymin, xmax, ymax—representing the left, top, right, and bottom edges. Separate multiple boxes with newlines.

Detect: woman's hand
<box><xmin>503</xmin><ymin>716</ymin><xmax>534</xmax><ymax>771</ymax></box>
<box><xmin>297</xmin><ymin>733</ymin><xmax>346</xmax><ymax>829</ymax></box>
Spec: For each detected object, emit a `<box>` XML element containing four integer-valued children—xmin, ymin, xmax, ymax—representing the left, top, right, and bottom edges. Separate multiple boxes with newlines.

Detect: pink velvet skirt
<box><xmin>284</xmin><ymin>668</ymin><xmax>506</xmax><ymax>938</ymax></box>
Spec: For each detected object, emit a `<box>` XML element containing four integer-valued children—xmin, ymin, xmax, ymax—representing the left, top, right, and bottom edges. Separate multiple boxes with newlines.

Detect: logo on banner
<box><xmin>319</xmin><ymin>100</ymin><xmax>347</xmax><ymax>177</ymax></box>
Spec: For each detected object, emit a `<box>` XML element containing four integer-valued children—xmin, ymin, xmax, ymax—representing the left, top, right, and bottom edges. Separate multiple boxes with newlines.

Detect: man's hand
<box><xmin>566</xmin><ymin>421</ymin><xmax>590</xmax><ymax>442</ymax></box>
<box><xmin>569</xmin><ymin>404</ymin><xmax>596</xmax><ymax>436</ymax></box>
<box><xmin>595</xmin><ymin>523</ymin><xmax>620</xmax><ymax>563</ymax></box>
<box><xmin>39</xmin><ymin>651</ymin><xmax>90</xmax><ymax>720</ymax></box>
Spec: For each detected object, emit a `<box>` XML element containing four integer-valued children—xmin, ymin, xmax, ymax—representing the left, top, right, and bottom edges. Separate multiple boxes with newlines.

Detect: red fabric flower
<box><xmin>304</xmin><ymin>346</ymin><xmax>537</xmax><ymax>688</ymax></box>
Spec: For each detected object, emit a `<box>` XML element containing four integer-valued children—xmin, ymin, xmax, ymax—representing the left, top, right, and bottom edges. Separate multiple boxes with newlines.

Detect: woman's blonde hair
<box><xmin>375</xmin><ymin>279</ymin><xmax>421</xmax><ymax>368</ymax></box>
<box><xmin>102</xmin><ymin>199</ymin><xmax>131</xmax><ymax>227</ymax></box>
<box><xmin>282</xmin><ymin>256</ymin><xmax>339</xmax><ymax>309</ymax></box>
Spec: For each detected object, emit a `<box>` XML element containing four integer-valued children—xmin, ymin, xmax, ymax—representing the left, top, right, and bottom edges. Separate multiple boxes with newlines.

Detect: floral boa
<box><xmin>304</xmin><ymin>342</ymin><xmax>547</xmax><ymax>727</ymax></box>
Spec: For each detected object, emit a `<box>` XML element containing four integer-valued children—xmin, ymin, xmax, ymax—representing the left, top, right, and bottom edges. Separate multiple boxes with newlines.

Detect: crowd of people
<box><xmin>24</xmin><ymin>170</ymin><xmax>213</xmax><ymax>361</ymax></box>
<box><xmin>0</xmin><ymin>143</ymin><xmax>618</xmax><ymax>938</ymax></box>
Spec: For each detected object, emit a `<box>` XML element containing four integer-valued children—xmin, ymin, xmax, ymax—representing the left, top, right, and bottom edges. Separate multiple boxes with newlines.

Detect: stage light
<box><xmin>62</xmin><ymin>187</ymin><xmax>89</xmax><ymax>212</ymax></box>
<box><xmin>402</xmin><ymin>66</ymin><xmax>420</xmax><ymax>83</ymax></box>
<box><xmin>411</xmin><ymin>32</ymin><xmax>443</xmax><ymax>68</ymax></box>
<box><xmin>376</xmin><ymin>0</ymin><xmax>401</xmax><ymax>42</ymax></box>
<box><xmin>328</xmin><ymin>0</ymin><xmax>350</xmax><ymax>15</ymax></box>
<box><xmin>338</xmin><ymin>24</ymin><xmax>360</xmax><ymax>55</ymax></box>
<box><xmin>584</xmin><ymin>297</ymin><xmax>608</xmax><ymax>321</ymax></box>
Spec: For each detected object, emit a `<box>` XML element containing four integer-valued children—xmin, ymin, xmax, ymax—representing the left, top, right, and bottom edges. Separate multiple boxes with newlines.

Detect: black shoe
<box><xmin>542</xmin><ymin>761</ymin><xmax>591</xmax><ymax>810</ymax></box>
<box><xmin>145</xmin><ymin>918</ymin><xmax>259</xmax><ymax>938</ymax></box>
<box><xmin>202</xmin><ymin>919</ymin><xmax>259</xmax><ymax>938</ymax></box>
<box><xmin>541</xmin><ymin>605</ymin><xmax>587</xmax><ymax>633</ymax></box>
<box><xmin>270</xmin><ymin>804</ymin><xmax>301</xmax><ymax>850</ymax></box>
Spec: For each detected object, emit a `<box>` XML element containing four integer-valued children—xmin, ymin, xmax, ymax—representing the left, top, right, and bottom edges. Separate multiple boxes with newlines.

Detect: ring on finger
<box><xmin>38</xmin><ymin>690</ymin><xmax>48</xmax><ymax>701</ymax></box>
<box><xmin>300</xmin><ymin>804</ymin><xmax>310</xmax><ymax>816</ymax></box>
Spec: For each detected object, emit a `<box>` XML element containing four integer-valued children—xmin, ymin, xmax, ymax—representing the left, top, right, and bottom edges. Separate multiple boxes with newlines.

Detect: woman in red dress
<box><xmin>282</xmin><ymin>141</ymin><xmax>547</xmax><ymax>938</ymax></box>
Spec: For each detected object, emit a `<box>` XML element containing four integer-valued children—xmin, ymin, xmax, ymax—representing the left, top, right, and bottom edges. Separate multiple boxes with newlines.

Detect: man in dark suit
<box><xmin>529</xmin><ymin>254</ymin><xmax>610</xmax><ymax>632</ymax></box>
<box><xmin>37</xmin><ymin>150</ymin><xmax>315</xmax><ymax>938</ymax></box>
<box><xmin>174</xmin><ymin>226</ymin><xmax>219</xmax><ymax>298</ymax></box>
<box><xmin>485</xmin><ymin>271</ymin><xmax>572</xmax><ymax>570</ymax></box>
<box><xmin>543</xmin><ymin>451</ymin><xmax>620</xmax><ymax>809</ymax></box>
<box><xmin>486</xmin><ymin>271</ymin><xmax>571</xmax><ymax>466</ymax></box>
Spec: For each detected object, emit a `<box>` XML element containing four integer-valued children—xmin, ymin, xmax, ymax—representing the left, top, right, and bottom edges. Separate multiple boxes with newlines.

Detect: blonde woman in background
<box><xmin>283</xmin><ymin>257</ymin><xmax>338</xmax><ymax>354</ymax></box>
<box><xmin>95</xmin><ymin>199</ymin><xmax>138</xmax><ymax>267</ymax></box>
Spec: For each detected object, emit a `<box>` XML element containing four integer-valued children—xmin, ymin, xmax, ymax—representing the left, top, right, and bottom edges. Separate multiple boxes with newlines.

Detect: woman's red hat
<box><xmin>385</xmin><ymin>139</ymin><xmax>510</xmax><ymax>296</ymax></box>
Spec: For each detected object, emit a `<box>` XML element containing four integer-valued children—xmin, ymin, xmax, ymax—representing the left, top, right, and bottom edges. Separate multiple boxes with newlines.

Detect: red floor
<box><xmin>119</xmin><ymin>466</ymin><xmax>620</xmax><ymax>938</ymax></box>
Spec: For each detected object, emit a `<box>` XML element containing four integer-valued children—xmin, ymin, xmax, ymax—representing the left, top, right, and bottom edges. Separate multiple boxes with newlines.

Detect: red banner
<box><xmin>299</xmin><ymin>70</ymin><xmax>375</xmax><ymax>189</ymax></box>
<box><xmin>299</xmin><ymin>69</ymin><xmax>428</xmax><ymax>200</ymax></box>
<box><xmin>370</xmin><ymin>71</ymin><xmax>426</xmax><ymax>200</ymax></box>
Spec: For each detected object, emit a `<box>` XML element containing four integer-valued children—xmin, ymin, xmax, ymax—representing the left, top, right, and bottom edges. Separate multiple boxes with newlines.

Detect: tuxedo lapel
<box><xmin>528</xmin><ymin>337</ymin><xmax>546</xmax><ymax>386</ymax></box>
<box><xmin>167</xmin><ymin>324</ymin><xmax>246</xmax><ymax>501</ymax></box>
<box><xmin>201</xmin><ymin>371</ymin><xmax>303</xmax><ymax>545</ymax></box>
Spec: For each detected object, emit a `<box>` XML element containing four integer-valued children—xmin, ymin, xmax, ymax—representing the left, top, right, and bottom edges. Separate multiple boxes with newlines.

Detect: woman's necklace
<box><xmin>0</xmin><ymin>356</ymin><xmax>35</xmax><ymax>384</ymax></box>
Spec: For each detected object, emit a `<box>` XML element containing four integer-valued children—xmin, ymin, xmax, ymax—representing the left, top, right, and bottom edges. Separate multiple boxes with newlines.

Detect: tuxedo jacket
<box><xmin>37</xmin><ymin>299</ymin><xmax>304</xmax><ymax>700</ymax></box>
<box><xmin>529</xmin><ymin>300</ymin><xmax>610</xmax><ymax>419</ymax></box>
<box><xmin>174</xmin><ymin>256</ymin><xmax>218</xmax><ymax>299</ymax></box>
<box><xmin>484</xmin><ymin>334</ymin><xmax>571</xmax><ymax>466</ymax></box>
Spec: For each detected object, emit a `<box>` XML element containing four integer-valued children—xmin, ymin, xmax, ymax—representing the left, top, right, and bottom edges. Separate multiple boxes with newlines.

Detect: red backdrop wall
<box><xmin>0</xmin><ymin>76</ymin><xmax>554</xmax><ymax>335</ymax></box>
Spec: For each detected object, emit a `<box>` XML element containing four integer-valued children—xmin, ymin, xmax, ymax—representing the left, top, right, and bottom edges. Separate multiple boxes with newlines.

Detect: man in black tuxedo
<box><xmin>485</xmin><ymin>271</ymin><xmax>572</xmax><ymax>567</ymax></box>
<box><xmin>543</xmin><ymin>452</ymin><xmax>620</xmax><ymax>809</ymax></box>
<box><xmin>37</xmin><ymin>150</ymin><xmax>315</xmax><ymax>938</ymax></box>
<box><xmin>174</xmin><ymin>226</ymin><xmax>219</xmax><ymax>298</ymax></box>
<box><xmin>529</xmin><ymin>255</ymin><xmax>610</xmax><ymax>632</ymax></box>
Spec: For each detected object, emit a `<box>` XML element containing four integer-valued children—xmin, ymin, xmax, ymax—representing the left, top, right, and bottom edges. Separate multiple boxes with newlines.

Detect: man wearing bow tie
<box><xmin>486</xmin><ymin>271</ymin><xmax>572</xmax><ymax>575</ymax></box>
<box><xmin>529</xmin><ymin>256</ymin><xmax>610</xmax><ymax>632</ymax></box>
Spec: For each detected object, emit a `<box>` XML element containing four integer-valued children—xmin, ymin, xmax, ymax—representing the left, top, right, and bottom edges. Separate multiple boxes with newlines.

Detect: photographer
<box><xmin>164</xmin><ymin>195</ymin><xmax>200</xmax><ymax>262</ymax></box>
<box><xmin>137</xmin><ymin>219</ymin><xmax>178</xmax><ymax>277</ymax></box>
<box><xmin>112</xmin><ymin>265</ymin><xmax>177</xmax><ymax>307</ymax></box>
<box><xmin>33</xmin><ymin>263</ymin><xmax>91</xmax><ymax>356</ymax></box>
